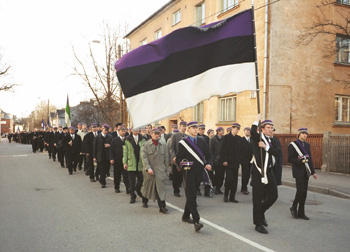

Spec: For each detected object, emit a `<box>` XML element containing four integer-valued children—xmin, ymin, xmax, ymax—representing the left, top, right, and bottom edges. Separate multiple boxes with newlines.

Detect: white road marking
<box><xmin>107</xmin><ymin>177</ymin><xmax>275</xmax><ymax>252</ymax></box>
<box><xmin>0</xmin><ymin>154</ymin><xmax>28</xmax><ymax>158</ymax></box>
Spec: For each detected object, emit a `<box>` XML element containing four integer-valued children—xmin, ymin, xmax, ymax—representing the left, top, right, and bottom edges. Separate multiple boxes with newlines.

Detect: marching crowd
<box><xmin>7</xmin><ymin>115</ymin><xmax>317</xmax><ymax>234</ymax></box>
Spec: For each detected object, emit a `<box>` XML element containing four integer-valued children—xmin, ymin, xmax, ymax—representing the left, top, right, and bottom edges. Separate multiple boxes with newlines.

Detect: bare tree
<box><xmin>26</xmin><ymin>100</ymin><xmax>57</xmax><ymax>129</ymax></box>
<box><xmin>72</xmin><ymin>22</ymin><xmax>129</xmax><ymax>126</ymax></box>
<box><xmin>0</xmin><ymin>54</ymin><xmax>18</xmax><ymax>92</ymax></box>
<box><xmin>295</xmin><ymin>0</ymin><xmax>350</xmax><ymax>89</ymax></box>
<box><xmin>71</xmin><ymin>99</ymin><xmax>105</xmax><ymax>126</ymax></box>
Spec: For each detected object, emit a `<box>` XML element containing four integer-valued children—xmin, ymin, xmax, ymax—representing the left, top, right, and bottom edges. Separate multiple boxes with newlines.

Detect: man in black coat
<box><xmin>31</xmin><ymin>129</ymin><xmax>38</xmax><ymax>153</ymax></box>
<box><xmin>241</xmin><ymin>127</ymin><xmax>253</xmax><ymax>195</ymax></box>
<box><xmin>288</xmin><ymin>128</ymin><xmax>317</xmax><ymax>220</ymax></box>
<box><xmin>93</xmin><ymin>124</ymin><xmax>112</xmax><ymax>188</ymax></box>
<box><xmin>210</xmin><ymin>127</ymin><xmax>225</xmax><ymax>195</ymax></box>
<box><xmin>63</xmin><ymin>126</ymin><xmax>82</xmax><ymax>175</ymax></box>
<box><xmin>110</xmin><ymin>126</ymin><xmax>129</xmax><ymax>193</ymax></box>
<box><xmin>165</xmin><ymin>124</ymin><xmax>178</xmax><ymax>142</ymax></box>
<box><xmin>83</xmin><ymin>123</ymin><xmax>98</xmax><ymax>182</ymax></box>
<box><xmin>177</xmin><ymin>121</ymin><xmax>213</xmax><ymax>232</ymax></box>
<box><xmin>250</xmin><ymin>115</ymin><xmax>280</xmax><ymax>234</ymax></box>
<box><xmin>56</xmin><ymin>126</ymin><xmax>66</xmax><ymax>167</ymax></box>
<box><xmin>50</xmin><ymin>127</ymin><xmax>58</xmax><ymax>162</ymax></box>
<box><xmin>220</xmin><ymin>123</ymin><xmax>242</xmax><ymax>203</ymax></box>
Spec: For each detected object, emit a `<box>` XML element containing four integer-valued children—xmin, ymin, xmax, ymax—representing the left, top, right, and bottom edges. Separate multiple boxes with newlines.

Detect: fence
<box><xmin>322</xmin><ymin>132</ymin><xmax>350</xmax><ymax>174</ymax></box>
<box><xmin>274</xmin><ymin>134</ymin><xmax>324</xmax><ymax>169</ymax></box>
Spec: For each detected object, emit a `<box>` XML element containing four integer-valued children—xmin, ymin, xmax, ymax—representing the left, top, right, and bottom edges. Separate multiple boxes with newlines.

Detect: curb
<box><xmin>281</xmin><ymin>180</ymin><xmax>350</xmax><ymax>200</ymax></box>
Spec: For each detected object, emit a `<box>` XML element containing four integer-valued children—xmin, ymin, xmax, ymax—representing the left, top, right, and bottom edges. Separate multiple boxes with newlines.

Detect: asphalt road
<box><xmin>1</xmin><ymin>139</ymin><xmax>350</xmax><ymax>252</ymax></box>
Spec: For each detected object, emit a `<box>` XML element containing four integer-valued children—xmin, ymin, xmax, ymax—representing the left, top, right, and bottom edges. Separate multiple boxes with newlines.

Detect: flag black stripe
<box><xmin>118</xmin><ymin>35</ymin><xmax>255</xmax><ymax>98</ymax></box>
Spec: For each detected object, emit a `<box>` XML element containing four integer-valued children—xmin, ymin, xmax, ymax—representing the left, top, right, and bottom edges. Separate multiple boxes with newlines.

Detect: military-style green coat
<box><xmin>141</xmin><ymin>139</ymin><xmax>169</xmax><ymax>201</ymax></box>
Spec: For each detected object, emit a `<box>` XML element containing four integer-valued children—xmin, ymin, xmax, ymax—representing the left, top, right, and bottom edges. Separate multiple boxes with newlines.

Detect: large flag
<box><xmin>65</xmin><ymin>95</ymin><xmax>71</xmax><ymax>127</ymax></box>
<box><xmin>115</xmin><ymin>9</ymin><xmax>256</xmax><ymax>128</ymax></box>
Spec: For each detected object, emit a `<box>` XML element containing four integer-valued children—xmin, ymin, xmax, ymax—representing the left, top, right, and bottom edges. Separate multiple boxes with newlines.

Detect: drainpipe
<box><xmin>263</xmin><ymin>0</ymin><xmax>269</xmax><ymax>119</ymax></box>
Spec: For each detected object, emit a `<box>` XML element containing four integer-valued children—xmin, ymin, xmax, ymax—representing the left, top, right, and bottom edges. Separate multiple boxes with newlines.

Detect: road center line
<box><xmin>107</xmin><ymin>177</ymin><xmax>275</xmax><ymax>252</ymax></box>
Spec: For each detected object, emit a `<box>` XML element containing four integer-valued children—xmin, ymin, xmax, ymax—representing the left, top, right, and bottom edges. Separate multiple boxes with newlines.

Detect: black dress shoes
<box><xmin>299</xmin><ymin>215</ymin><xmax>310</xmax><ymax>220</ymax></box>
<box><xmin>142</xmin><ymin>203</ymin><xmax>148</xmax><ymax>208</ymax></box>
<box><xmin>159</xmin><ymin>207</ymin><xmax>168</xmax><ymax>214</ymax></box>
<box><xmin>229</xmin><ymin>199</ymin><xmax>239</xmax><ymax>203</ymax></box>
<box><xmin>290</xmin><ymin>207</ymin><xmax>298</xmax><ymax>219</ymax></box>
<box><xmin>194</xmin><ymin>222</ymin><xmax>203</xmax><ymax>231</ymax></box>
<box><xmin>174</xmin><ymin>193</ymin><xmax>181</xmax><ymax>197</ymax></box>
<box><xmin>223</xmin><ymin>196</ymin><xmax>228</xmax><ymax>202</ymax></box>
<box><xmin>115</xmin><ymin>189</ymin><xmax>121</xmax><ymax>193</ymax></box>
<box><xmin>90</xmin><ymin>178</ymin><xmax>96</xmax><ymax>182</ymax></box>
<box><xmin>182</xmin><ymin>217</ymin><xmax>194</xmax><ymax>224</ymax></box>
<box><xmin>69</xmin><ymin>172</ymin><xmax>73</xmax><ymax>175</ymax></box>
<box><xmin>101</xmin><ymin>184</ymin><xmax>106</xmax><ymax>188</ymax></box>
<box><xmin>242</xmin><ymin>190</ymin><xmax>249</xmax><ymax>195</ymax></box>
<box><xmin>130</xmin><ymin>198</ymin><xmax>136</xmax><ymax>204</ymax></box>
<box><xmin>255</xmin><ymin>225</ymin><xmax>268</xmax><ymax>234</ymax></box>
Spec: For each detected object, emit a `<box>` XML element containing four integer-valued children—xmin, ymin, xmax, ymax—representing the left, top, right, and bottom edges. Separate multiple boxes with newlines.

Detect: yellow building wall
<box><xmin>126</xmin><ymin>0</ymin><xmax>350</xmax><ymax>135</ymax></box>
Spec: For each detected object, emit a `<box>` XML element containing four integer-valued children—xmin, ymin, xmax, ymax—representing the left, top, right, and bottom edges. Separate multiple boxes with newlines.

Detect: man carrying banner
<box><xmin>177</xmin><ymin>121</ymin><xmax>213</xmax><ymax>232</ymax></box>
<box><xmin>288</xmin><ymin>128</ymin><xmax>317</xmax><ymax>220</ymax></box>
<box><xmin>250</xmin><ymin>114</ymin><xmax>280</xmax><ymax>234</ymax></box>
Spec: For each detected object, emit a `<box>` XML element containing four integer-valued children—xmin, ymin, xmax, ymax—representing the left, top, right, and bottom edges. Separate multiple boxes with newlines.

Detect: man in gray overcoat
<box><xmin>141</xmin><ymin>128</ymin><xmax>170</xmax><ymax>213</ymax></box>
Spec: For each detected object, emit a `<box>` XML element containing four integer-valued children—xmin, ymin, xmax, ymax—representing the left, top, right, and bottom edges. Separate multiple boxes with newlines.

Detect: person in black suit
<box><xmin>63</xmin><ymin>127</ymin><xmax>82</xmax><ymax>175</ymax></box>
<box><xmin>176</xmin><ymin>121</ymin><xmax>213</xmax><ymax>232</ymax></box>
<box><xmin>83</xmin><ymin>123</ymin><xmax>98</xmax><ymax>181</ymax></box>
<box><xmin>288</xmin><ymin>128</ymin><xmax>317</xmax><ymax>220</ymax></box>
<box><xmin>110</xmin><ymin>126</ymin><xmax>129</xmax><ymax>193</ymax></box>
<box><xmin>50</xmin><ymin>127</ymin><xmax>58</xmax><ymax>161</ymax></box>
<box><xmin>210</xmin><ymin>127</ymin><xmax>225</xmax><ymax>195</ymax></box>
<box><xmin>31</xmin><ymin>129</ymin><xmax>38</xmax><ymax>153</ymax></box>
<box><xmin>241</xmin><ymin>127</ymin><xmax>253</xmax><ymax>195</ymax></box>
<box><xmin>93</xmin><ymin>124</ymin><xmax>112</xmax><ymax>188</ymax></box>
<box><xmin>56</xmin><ymin>126</ymin><xmax>66</xmax><ymax>167</ymax></box>
<box><xmin>220</xmin><ymin>123</ymin><xmax>242</xmax><ymax>203</ymax></box>
<box><xmin>250</xmin><ymin>115</ymin><xmax>280</xmax><ymax>234</ymax></box>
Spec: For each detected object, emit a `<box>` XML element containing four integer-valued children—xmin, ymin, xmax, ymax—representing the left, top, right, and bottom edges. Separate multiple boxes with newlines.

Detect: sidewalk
<box><xmin>281</xmin><ymin>165</ymin><xmax>350</xmax><ymax>199</ymax></box>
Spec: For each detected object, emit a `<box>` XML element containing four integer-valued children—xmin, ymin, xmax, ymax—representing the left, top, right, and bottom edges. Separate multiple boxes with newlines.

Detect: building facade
<box><xmin>124</xmin><ymin>0</ymin><xmax>350</xmax><ymax>134</ymax></box>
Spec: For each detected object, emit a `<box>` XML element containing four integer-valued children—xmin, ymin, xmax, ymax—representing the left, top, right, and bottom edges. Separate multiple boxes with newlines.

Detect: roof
<box><xmin>124</xmin><ymin>0</ymin><xmax>176</xmax><ymax>38</ymax></box>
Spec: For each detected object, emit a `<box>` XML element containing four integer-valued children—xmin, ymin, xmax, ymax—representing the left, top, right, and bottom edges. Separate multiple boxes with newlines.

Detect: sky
<box><xmin>0</xmin><ymin>0</ymin><xmax>169</xmax><ymax>118</ymax></box>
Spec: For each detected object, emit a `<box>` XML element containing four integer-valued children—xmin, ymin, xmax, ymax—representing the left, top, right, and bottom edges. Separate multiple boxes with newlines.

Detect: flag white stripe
<box><xmin>126</xmin><ymin>62</ymin><xmax>256</xmax><ymax>128</ymax></box>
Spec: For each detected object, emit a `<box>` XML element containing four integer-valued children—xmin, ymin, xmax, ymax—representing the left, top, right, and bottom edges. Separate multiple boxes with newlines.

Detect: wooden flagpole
<box><xmin>251</xmin><ymin>0</ymin><xmax>264</xmax><ymax>179</ymax></box>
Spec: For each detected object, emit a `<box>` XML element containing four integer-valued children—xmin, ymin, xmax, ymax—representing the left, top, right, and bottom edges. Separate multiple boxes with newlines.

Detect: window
<box><xmin>337</xmin><ymin>0</ymin><xmax>350</xmax><ymax>5</ymax></box>
<box><xmin>155</xmin><ymin>29</ymin><xmax>162</xmax><ymax>40</ymax></box>
<box><xmin>140</xmin><ymin>39</ymin><xmax>147</xmax><ymax>46</ymax></box>
<box><xmin>221</xmin><ymin>0</ymin><xmax>239</xmax><ymax>13</ymax></box>
<box><xmin>335</xmin><ymin>95</ymin><xmax>350</xmax><ymax>122</ymax></box>
<box><xmin>219</xmin><ymin>96</ymin><xmax>236</xmax><ymax>122</ymax></box>
<box><xmin>173</xmin><ymin>9</ymin><xmax>181</xmax><ymax>26</ymax></box>
<box><xmin>193</xmin><ymin>102</ymin><xmax>204</xmax><ymax>122</ymax></box>
<box><xmin>195</xmin><ymin>2</ymin><xmax>205</xmax><ymax>27</ymax></box>
<box><xmin>336</xmin><ymin>35</ymin><xmax>350</xmax><ymax>64</ymax></box>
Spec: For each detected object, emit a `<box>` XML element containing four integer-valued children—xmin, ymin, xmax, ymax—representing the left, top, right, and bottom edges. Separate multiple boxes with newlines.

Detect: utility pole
<box><xmin>118</xmin><ymin>44</ymin><xmax>123</xmax><ymax>123</ymax></box>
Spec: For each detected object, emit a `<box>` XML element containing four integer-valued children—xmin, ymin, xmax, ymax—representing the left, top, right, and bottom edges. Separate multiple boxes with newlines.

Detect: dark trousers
<box><xmin>66</xmin><ymin>153</ymin><xmax>79</xmax><ymax>174</ymax></box>
<box><xmin>224</xmin><ymin>167</ymin><xmax>238</xmax><ymax>200</ymax></box>
<box><xmin>78</xmin><ymin>154</ymin><xmax>84</xmax><ymax>169</ymax></box>
<box><xmin>128</xmin><ymin>171</ymin><xmax>146</xmax><ymax>202</ymax></box>
<box><xmin>58</xmin><ymin>148</ymin><xmax>65</xmax><ymax>166</ymax></box>
<box><xmin>98</xmin><ymin>160</ymin><xmax>109</xmax><ymax>186</ymax></box>
<box><xmin>241</xmin><ymin>161</ymin><xmax>251</xmax><ymax>191</ymax></box>
<box><xmin>183</xmin><ymin>181</ymin><xmax>200</xmax><ymax>222</ymax></box>
<box><xmin>50</xmin><ymin>145</ymin><xmax>57</xmax><ymax>160</ymax></box>
<box><xmin>172</xmin><ymin>165</ymin><xmax>183</xmax><ymax>194</ymax></box>
<box><xmin>214</xmin><ymin>163</ymin><xmax>225</xmax><ymax>189</ymax></box>
<box><xmin>86</xmin><ymin>154</ymin><xmax>94</xmax><ymax>179</ymax></box>
<box><xmin>252</xmin><ymin>168</ymin><xmax>278</xmax><ymax>226</ymax></box>
<box><xmin>292</xmin><ymin>176</ymin><xmax>309</xmax><ymax>216</ymax></box>
<box><xmin>47</xmin><ymin>144</ymin><xmax>51</xmax><ymax>157</ymax></box>
<box><xmin>113</xmin><ymin>163</ymin><xmax>130</xmax><ymax>190</ymax></box>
